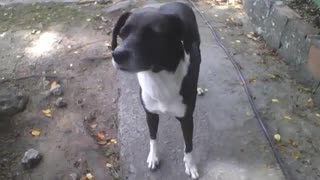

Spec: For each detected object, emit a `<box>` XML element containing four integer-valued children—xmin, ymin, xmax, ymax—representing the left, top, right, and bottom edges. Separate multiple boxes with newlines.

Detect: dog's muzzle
<box><xmin>112</xmin><ymin>47</ymin><xmax>130</xmax><ymax>65</ymax></box>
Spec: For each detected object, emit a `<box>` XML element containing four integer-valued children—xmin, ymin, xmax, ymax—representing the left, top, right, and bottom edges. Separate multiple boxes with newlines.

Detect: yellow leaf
<box><xmin>86</xmin><ymin>173</ymin><xmax>94</xmax><ymax>180</ymax></box>
<box><xmin>106</xmin><ymin>163</ymin><xmax>113</xmax><ymax>168</ymax></box>
<box><xmin>42</xmin><ymin>109</ymin><xmax>52</xmax><ymax>118</ymax></box>
<box><xmin>284</xmin><ymin>115</ymin><xmax>292</xmax><ymax>120</ymax></box>
<box><xmin>110</xmin><ymin>139</ymin><xmax>117</xmax><ymax>144</ymax></box>
<box><xmin>42</xmin><ymin>109</ymin><xmax>51</xmax><ymax>114</ymax></box>
<box><xmin>272</xmin><ymin>99</ymin><xmax>279</xmax><ymax>103</ymax></box>
<box><xmin>97</xmin><ymin>140</ymin><xmax>107</xmax><ymax>145</ymax></box>
<box><xmin>273</xmin><ymin>134</ymin><xmax>281</xmax><ymax>142</ymax></box>
<box><xmin>249</xmin><ymin>77</ymin><xmax>256</xmax><ymax>83</ymax></box>
<box><xmin>31</xmin><ymin>130</ymin><xmax>41</xmax><ymax>136</ymax></box>
<box><xmin>291</xmin><ymin>151</ymin><xmax>300</xmax><ymax>160</ymax></box>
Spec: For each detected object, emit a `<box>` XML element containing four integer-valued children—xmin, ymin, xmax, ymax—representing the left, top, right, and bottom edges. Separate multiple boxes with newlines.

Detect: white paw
<box><xmin>184</xmin><ymin>152</ymin><xmax>199</xmax><ymax>179</ymax></box>
<box><xmin>147</xmin><ymin>151</ymin><xmax>159</xmax><ymax>170</ymax></box>
<box><xmin>146</xmin><ymin>140</ymin><xmax>159</xmax><ymax>170</ymax></box>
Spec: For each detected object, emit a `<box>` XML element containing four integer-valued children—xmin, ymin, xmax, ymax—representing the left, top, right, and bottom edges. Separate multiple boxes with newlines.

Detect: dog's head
<box><xmin>111</xmin><ymin>8</ymin><xmax>185</xmax><ymax>73</ymax></box>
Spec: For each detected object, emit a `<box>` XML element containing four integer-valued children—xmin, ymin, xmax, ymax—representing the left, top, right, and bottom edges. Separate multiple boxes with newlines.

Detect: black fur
<box><xmin>112</xmin><ymin>1</ymin><xmax>201</xmax><ymax>163</ymax></box>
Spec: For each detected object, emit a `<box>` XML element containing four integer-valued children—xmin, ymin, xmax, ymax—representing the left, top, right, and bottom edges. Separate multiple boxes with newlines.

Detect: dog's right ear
<box><xmin>111</xmin><ymin>12</ymin><xmax>131</xmax><ymax>51</ymax></box>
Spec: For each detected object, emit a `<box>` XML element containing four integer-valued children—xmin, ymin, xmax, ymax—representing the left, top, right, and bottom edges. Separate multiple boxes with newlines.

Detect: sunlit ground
<box><xmin>25</xmin><ymin>31</ymin><xmax>62</xmax><ymax>58</ymax></box>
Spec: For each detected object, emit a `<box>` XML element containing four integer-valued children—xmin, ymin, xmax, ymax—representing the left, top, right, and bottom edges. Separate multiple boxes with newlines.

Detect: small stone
<box><xmin>21</xmin><ymin>148</ymin><xmax>42</xmax><ymax>169</ymax></box>
<box><xmin>0</xmin><ymin>93</ymin><xmax>28</xmax><ymax>117</ymax></box>
<box><xmin>69</xmin><ymin>173</ymin><xmax>79</xmax><ymax>180</ymax></box>
<box><xmin>55</xmin><ymin>97</ymin><xmax>67</xmax><ymax>108</ymax></box>
<box><xmin>50</xmin><ymin>84</ymin><xmax>62</xmax><ymax>96</ymax></box>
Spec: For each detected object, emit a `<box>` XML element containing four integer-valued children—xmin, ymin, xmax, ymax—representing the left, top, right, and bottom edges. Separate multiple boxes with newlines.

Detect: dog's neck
<box><xmin>137</xmin><ymin>54</ymin><xmax>189</xmax><ymax>101</ymax></box>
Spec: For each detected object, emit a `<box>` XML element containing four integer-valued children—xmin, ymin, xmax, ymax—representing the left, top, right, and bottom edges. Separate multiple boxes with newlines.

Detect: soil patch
<box><xmin>0</xmin><ymin>2</ymin><xmax>123</xmax><ymax>179</ymax></box>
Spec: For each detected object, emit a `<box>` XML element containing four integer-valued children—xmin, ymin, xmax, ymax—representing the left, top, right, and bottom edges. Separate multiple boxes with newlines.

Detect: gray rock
<box><xmin>0</xmin><ymin>93</ymin><xmax>28</xmax><ymax>117</ymax></box>
<box><xmin>21</xmin><ymin>148</ymin><xmax>42</xmax><ymax>169</ymax></box>
<box><xmin>69</xmin><ymin>173</ymin><xmax>79</xmax><ymax>180</ymax></box>
<box><xmin>55</xmin><ymin>97</ymin><xmax>67</xmax><ymax>108</ymax></box>
<box><xmin>50</xmin><ymin>84</ymin><xmax>62</xmax><ymax>96</ymax></box>
<box><xmin>263</xmin><ymin>4</ymin><xmax>300</xmax><ymax>49</ymax></box>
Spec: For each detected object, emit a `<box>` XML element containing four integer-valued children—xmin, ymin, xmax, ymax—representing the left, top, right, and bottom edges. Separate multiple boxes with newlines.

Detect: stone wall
<box><xmin>243</xmin><ymin>0</ymin><xmax>320</xmax><ymax>87</ymax></box>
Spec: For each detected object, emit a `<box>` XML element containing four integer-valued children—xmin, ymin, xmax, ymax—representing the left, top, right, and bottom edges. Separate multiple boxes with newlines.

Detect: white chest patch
<box><xmin>137</xmin><ymin>58</ymin><xmax>190</xmax><ymax>117</ymax></box>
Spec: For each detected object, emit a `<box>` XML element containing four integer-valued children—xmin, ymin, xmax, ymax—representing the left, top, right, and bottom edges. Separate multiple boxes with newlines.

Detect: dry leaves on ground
<box><xmin>31</xmin><ymin>129</ymin><xmax>41</xmax><ymax>136</ymax></box>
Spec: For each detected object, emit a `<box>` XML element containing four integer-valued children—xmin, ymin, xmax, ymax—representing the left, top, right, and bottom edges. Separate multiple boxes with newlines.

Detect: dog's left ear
<box><xmin>111</xmin><ymin>12</ymin><xmax>131</xmax><ymax>51</ymax></box>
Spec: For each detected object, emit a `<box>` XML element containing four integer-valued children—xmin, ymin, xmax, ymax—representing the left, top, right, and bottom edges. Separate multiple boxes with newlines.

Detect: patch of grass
<box><xmin>0</xmin><ymin>3</ymin><xmax>84</xmax><ymax>32</ymax></box>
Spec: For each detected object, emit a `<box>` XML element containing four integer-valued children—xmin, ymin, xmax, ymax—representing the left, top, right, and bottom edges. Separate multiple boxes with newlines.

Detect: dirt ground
<box><xmin>0</xmin><ymin>2</ymin><xmax>123</xmax><ymax>179</ymax></box>
<box><xmin>1</xmin><ymin>0</ymin><xmax>320</xmax><ymax>180</ymax></box>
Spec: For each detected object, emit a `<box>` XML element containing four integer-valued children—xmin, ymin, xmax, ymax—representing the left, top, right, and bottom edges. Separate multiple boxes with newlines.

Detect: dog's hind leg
<box><xmin>177</xmin><ymin>116</ymin><xmax>199</xmax><ymax>179</ymax></box>
<box><xmin>145</xmin><ymin>111</ymin><xmax>160</xmax><ymax>170</ymax></box>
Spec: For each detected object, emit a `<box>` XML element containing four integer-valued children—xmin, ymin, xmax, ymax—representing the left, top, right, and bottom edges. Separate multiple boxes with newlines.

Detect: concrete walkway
<box><xmin>118</xmin><ymin>1</ymin><xmax>285</xmax><ymax>179</ymax></box>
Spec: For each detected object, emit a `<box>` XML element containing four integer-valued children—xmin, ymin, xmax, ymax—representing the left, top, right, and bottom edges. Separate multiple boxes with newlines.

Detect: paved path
<box><xmin>118</xmin><ymin>1</ymin><xmax>285</xmax><ymax>179</ymax></box>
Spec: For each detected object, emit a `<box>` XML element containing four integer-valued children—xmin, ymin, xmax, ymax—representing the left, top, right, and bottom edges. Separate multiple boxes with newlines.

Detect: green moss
<box><xmin>313</xmin><ymin>0</ymin><xmax>320</xmax><ymax>7</ymax></box>
<box><xmin>0</xmin><ymin>3</ymin><xmax>84</xmax><ymax>32</ymax></box>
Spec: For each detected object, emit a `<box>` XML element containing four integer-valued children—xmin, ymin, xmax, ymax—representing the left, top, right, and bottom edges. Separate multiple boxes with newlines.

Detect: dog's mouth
<box><xmin>112</xmin><ymin>59</ymin><xmax>151</xmax><ymax>73</ymax></box>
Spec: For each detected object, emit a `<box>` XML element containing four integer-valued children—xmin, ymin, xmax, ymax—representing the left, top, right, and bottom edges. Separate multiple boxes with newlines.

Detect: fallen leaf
<box><xmin>96</xmin><ymin>131</ymin><xmax>106</xmax><ymax>141</ymax></box>
<box><xmin>249</xmin><ymin>77</ymin><xmax>256</xmax><ymax>83</ymax></box>
<box><xmin>273</xmin><ymin>134</ymin><xmax>281</xmax><ymax>142</ymax></box>
<box><xmin>110</xmin><ymin>139</ymin><xmax>117</xmax><ymax>144</ymax></box>
<box><xmin>86</xmin><ymin>173</ymin><xmax>94</xmax><ymax>180</ymax></box>
<box><xmin>316</xmin><ymin>113</ymin><xmax>320</xmax><ymax>117</ymax></box>
<box><xmin>42</xmin><ymin>109</ymin><xmax>52</xmax><ymax>118</ymax></box>
<box><xmin>306</xmin><ymin>98</ymin><xmax>314</xmax><ymax>108</ymax></box>
<box><xmin>284</xmin><ymin>115</ymin><xmax>292</xmax><ymax>120</ymax></box>
<box><xmin>31</xmin><ymin>130</ymin><xmax>41</xmax><ymax>136</ymax></box>
<box><xmin>97</xmin><ymin>140</ymin><xmax>107</xmax><ymax>145</ymax></box>
<box><xmin>291</xmin><ymin>151</ymin><xmax>300</xmax><ymax>160</ymax></box>
<box><xmin>272</xmin><ymin>99</ymin><xmax>279</xmax><ymax>103</ymax></box>
<box><xmin>268</xmin><ymin>74</ymin><xmax>276</xmax><ymax>79</ymax></box>
<box><xmin>50</xmin><ymin>81</ymin><xmax>58</xmax><ymax>90</ymax></box>
<box><xmin>90</xmin><ymin>123</ymin><xmax>97</xmax><ymax>129</ymax></box>
<box><xmin>106</xmin><ymin>163</ymin><xmax>113</xmax><ymax>168</ymax></box>
<box><xmin>289</xmin><ymin>139</ymin><xmax>298</xmax><ymax>147</ymax></box>
<box><xmin>235</xmin><ymin>40</ymin><xmax>241</xmax><ymax>43</ymax></box>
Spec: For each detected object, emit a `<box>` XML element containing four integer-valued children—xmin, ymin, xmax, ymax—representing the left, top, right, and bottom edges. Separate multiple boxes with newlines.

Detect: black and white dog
<box><xmin>111</xmin><ymin>2</ymin><xmax>201</xmax><ymax>179</ymax></box>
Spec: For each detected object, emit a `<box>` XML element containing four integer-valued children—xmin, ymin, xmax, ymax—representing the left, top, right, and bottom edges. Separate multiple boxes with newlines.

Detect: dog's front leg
<box><xmin>145</xmin><ymin>111</ymin><xmax>160</xmax><ymax>170</ymax></box>
<box><xmin>178</xmin><ymin>116</ymin><xmax>199</xmax><ymax>179</ymax></box>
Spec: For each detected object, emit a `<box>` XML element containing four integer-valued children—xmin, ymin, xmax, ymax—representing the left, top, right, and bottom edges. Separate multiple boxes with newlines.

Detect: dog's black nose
<box><xmin>112</xmin><ymin>48</ymin><xmax>130</xmax><ymax>64</ymax></box>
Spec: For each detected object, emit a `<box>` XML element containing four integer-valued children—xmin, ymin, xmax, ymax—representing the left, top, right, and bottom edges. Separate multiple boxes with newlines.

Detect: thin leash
<box><xmin>186</xmin><ymin>0</ymin><xmax>292</xmax><ymax>179</ymax></box>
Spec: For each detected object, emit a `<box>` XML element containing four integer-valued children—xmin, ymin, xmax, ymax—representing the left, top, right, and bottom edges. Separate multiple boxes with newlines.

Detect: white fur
<box><xmin>184</xmin><ymin>152</ymin><xmax>199</xmax><ymax>179</ymax></box>
<box><xmin>112</xmin><ymin>58</ymin><xmax>118</xmax><ymax>69</ymax></box>
<box><xmin>137</xmin><ymin>57</ymin><xmax>189</xmax><ymax>117</ymax></box>
<box><xmin>147</xmin><ymin>139</ymin><xmax>159</xmax><ymax>170</ymax></box>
